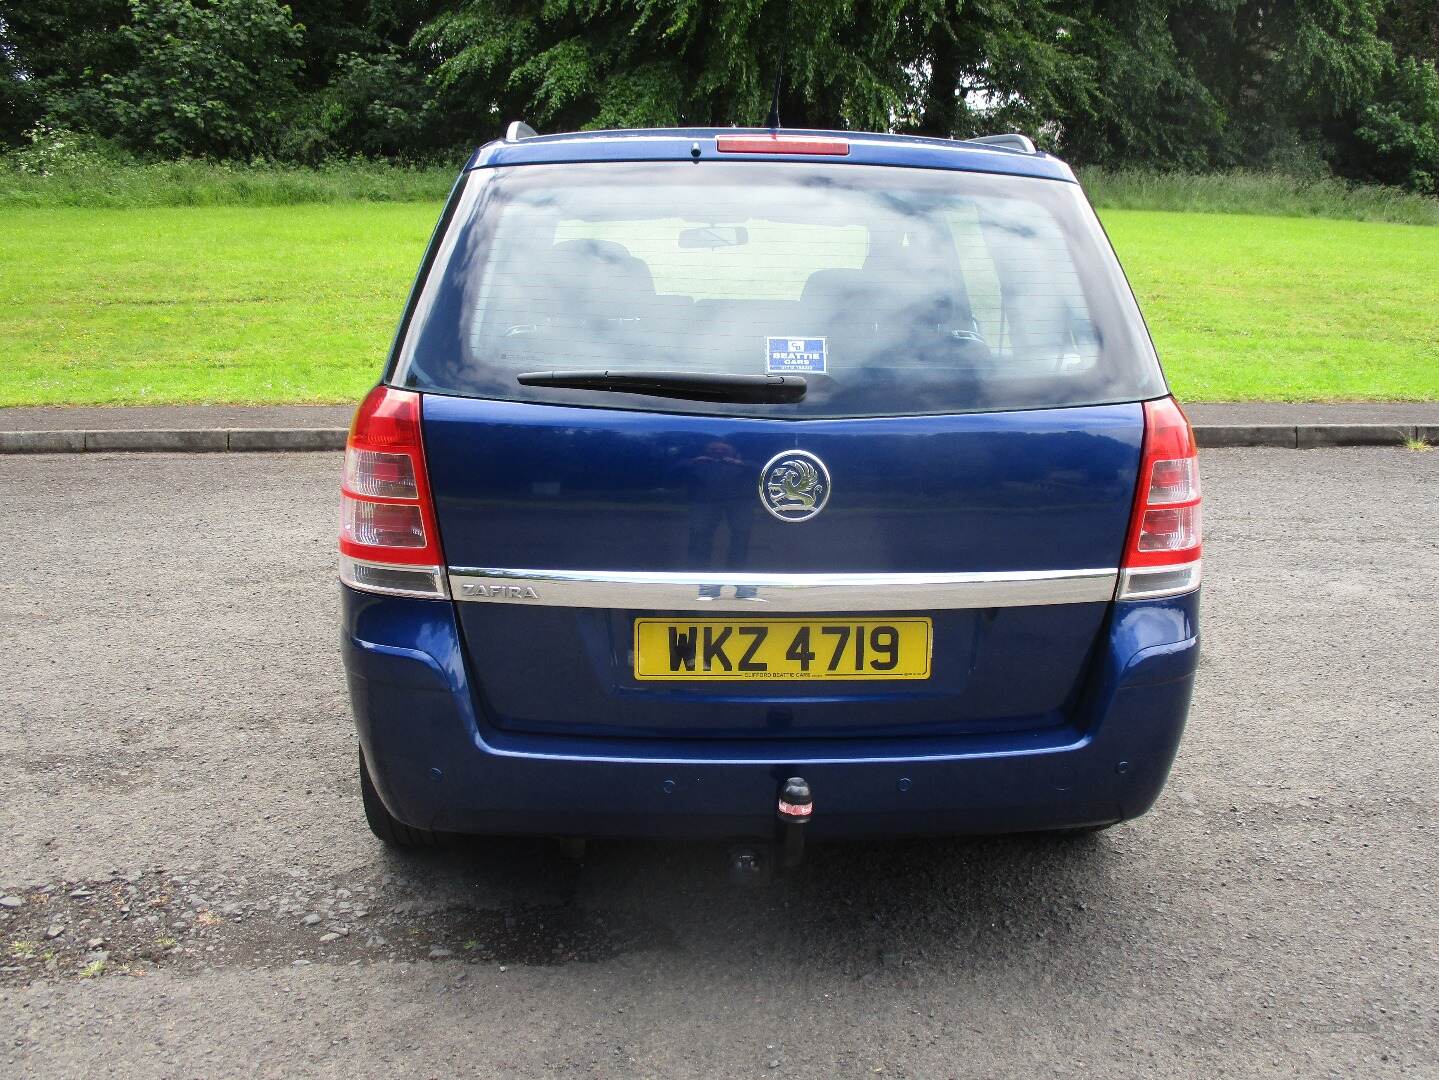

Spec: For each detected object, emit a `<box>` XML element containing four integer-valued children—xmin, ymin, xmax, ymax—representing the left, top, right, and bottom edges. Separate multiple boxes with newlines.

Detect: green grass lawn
<box><xmin>1105</xmin><ymin>211</ymin><xmax>1439</xmax><ymax>401</ymax></box>
<box><xmin>1</xmin><ymin>203</ymin><xmax>1435</xmax><ymax>406</ymax></box>
<box><xmin>0</xmin><ymin>204</ymin><xmax>433</xmax><ymax>406</ymax></box>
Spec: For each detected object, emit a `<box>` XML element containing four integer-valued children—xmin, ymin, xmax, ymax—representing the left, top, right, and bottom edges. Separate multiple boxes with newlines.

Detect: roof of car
<box><xmin>465</xmin><ymin>127</ymin><xmax>1077</xmax><ymax>183</ymax></box>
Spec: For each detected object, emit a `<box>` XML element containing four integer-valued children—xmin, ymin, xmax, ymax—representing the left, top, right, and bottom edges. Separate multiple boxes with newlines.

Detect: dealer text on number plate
<box><xmin>633</xmin><ymin>618</ymin><xmax>932</xmax><ymax>680</ymax></box>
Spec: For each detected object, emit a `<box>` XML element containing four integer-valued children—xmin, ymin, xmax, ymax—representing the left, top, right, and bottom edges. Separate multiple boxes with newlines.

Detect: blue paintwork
<box><xmin>340</xmin><ymin>124</ymin><xmax>1201</xmax><ymax>839</ymax></box>
<box><xmin>343</xmin><ymin>584</ymin><xmax>1198</xmax><ymax>837</ymax></box>
<box><xmin>454</xmin><ymin>603</ymin><xmax>1106</xmax><ymax>740</ymax></box>
<box><xmin>423</xmin><ymin>396</ymin><xmax>1142</xmax><ymax>574</ymax></box>
<box><xmin>464</xmin><ymin>128</ymin><xmax>1078</xmax><ymax>184</ymax></box>
<box><xmin>422</xmin><ymin>393</ymin><xmax>1144</xmax><ymax>741</ymax></box>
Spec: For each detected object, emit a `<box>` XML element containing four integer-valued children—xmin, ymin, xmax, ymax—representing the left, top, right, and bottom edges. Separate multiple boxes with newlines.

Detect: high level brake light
<box><xmin>339</xmin><ymin>386</ymin><xmax>448</xmax><ymax>598</ymax></box>
<box><xmin>715</xmin><ymin>135</ymin><xmax>849</xmax><ymax>155</ymax></box>
<box><xmin>1118</xmin><ymin>396</ymin><xmax>1202</xmax><ymax>600</ymax></box>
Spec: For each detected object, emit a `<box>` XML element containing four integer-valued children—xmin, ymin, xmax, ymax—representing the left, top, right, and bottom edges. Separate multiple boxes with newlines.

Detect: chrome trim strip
<box><xmin>341</xmin><ymin>555</ymin><xmax>450</xmax><ymax>600</ymax></box>
<box><xmin>1116</xmin><ymin>560</ymin><xmax>1202</xmax><ymax>601</ymax></box>
<box><xmin>447</xmin><ymin>566</ymin><xmax>1118</xmax><ymax>611</ymax></box>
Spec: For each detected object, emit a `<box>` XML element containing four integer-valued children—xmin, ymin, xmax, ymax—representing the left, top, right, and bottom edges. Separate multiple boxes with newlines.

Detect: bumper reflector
<box><xmin>1117</xmin><ymin>561</ymin><xmax>1202</xmax><ymax>601</ymax></box>
<box><xmin>340</xmin><ymin>555</ymin><xmax>448</xmax><ymax>599</ymax></box>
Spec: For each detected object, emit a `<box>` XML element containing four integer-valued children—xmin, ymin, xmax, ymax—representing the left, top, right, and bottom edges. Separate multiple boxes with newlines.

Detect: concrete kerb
<box><xmin>1</xmin><ymin>428</ymin><xmax>347</xmax><ymax>454</ymax></box>
<box><xmin>1193</xmin><ymin>425</ymin><xmax>1298</xmax><ymax>449</ymax></box>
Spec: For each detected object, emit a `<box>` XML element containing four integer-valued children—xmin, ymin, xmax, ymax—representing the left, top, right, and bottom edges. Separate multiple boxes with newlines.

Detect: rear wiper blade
<box><xmin>516</xmin><ymin>370</ymin><xmax>806</xmax><ymax>404</ymax></box>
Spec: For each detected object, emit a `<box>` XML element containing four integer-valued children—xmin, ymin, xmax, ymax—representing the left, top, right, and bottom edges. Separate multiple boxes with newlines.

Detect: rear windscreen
<box><xmin>392</xmin><ymin>161</ymin><xmax>1165</xmax><ymax>417</ymax></box>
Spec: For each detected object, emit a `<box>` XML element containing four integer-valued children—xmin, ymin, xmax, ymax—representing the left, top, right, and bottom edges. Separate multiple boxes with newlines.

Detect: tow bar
<box><xmin>724</xmin><ymin>777</ymin><xmax>815</xmax><ymax>884</ymax></box>
<box><xmin>728</xmin><ymin>776</ymin><xmax>814</xmax><ymax>884</ymax></box>
<box><xmin>776</xmin><ymin>776</ymin><xmax>813</xmax><ymax>868</ymax></box>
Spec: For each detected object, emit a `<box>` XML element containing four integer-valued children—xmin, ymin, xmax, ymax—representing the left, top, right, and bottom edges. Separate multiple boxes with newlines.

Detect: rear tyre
<box><xmin>359</xmin><ymin>751</ymin><xmax>441</xmax><ymax>849</ymax></box>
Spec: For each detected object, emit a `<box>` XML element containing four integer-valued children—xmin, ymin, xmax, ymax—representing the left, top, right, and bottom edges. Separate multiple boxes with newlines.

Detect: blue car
<box><xmin>339</xmin><ymin>125</ymin><xmax>1201</xmax><ymax>861</ymax></box>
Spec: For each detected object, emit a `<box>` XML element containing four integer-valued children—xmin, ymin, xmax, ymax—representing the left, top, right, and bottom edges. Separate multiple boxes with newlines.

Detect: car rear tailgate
<box><xmin>424</xmin><ymin>394</ymin><xmax>1141</xmax><ymax>740</ymax></box>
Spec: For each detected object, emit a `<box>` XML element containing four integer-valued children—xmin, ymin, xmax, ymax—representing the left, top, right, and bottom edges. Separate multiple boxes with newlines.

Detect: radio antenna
<box><xmin>765</xmin><ymin>54</ymin><xmax>784</xmax><ymax>129</ymax></box>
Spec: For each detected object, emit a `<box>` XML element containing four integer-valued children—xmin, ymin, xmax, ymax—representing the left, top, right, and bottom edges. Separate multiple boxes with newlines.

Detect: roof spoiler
<box><xmin>965</xmin><ymin>133</ymin><xmax>1037</xmax><ymax>154</ymax></box>
<box><xmin>499</xmin><ymin>121</ymin><xmax>1037</xmax><ymax>154</ymax></box>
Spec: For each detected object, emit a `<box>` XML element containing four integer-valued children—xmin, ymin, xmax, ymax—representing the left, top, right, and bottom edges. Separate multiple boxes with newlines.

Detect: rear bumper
<box><xmin>341</xmin><ymin>587</ymin><xmax>1198</xmax><ymax>839</ymax></box>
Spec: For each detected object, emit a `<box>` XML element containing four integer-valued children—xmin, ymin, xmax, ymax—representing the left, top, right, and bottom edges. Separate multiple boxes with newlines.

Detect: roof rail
<box><xmin>505</xmin><ymin>120</ymin><xmax>539</xmax><ymax>142</ymax></box>
<box><xmin>967</xmin><ymin>133</ymin><xmax>1037</xmax><ymax>154</ymax></box>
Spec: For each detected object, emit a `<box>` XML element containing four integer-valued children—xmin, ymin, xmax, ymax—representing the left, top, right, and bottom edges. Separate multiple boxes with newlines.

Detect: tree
<box><xmin>0</xmin><ymin>0</ymin><xmax>131</xmax><ymax>143</ymax></box>
<box><xmin>54</xmin><ymin>0</ymin><xmax>303</xmax><ymax>158</ymax></box>
<box><xmin>280</xmin><ymin>48</ymin><xmax>438</xmax><ymax>162</ymax></box>
<box><xmin>1</xmin><ymin>0</ymin><xmax>1435</xmax><ymax>192</ymax></box>
<box><xmin>1055</xmin><ymin>0</ymin><xmax>1224</xmax><ymax>170</ymax></box>
<box><xmin>902</xmin><ymin>0</ymin><xmax>1097</xmax><ymax>142</ymax></box>
<box><xmin>1379</xmin><ymin>0</ymin><xmax>1437</xmax><ymax>63</ymax></box>
<box><xmin>1351</xmin><ymin>54</ymin><xmax>1439</xmax><ymax>191</ymax></box>
<box><xmin>414</xmin><ymin>0</ymin><xmax>908</xmax><ymax>136</ymax></box>
<box><xmin>1171</xmin><ymin>0</ymin><xmax>1390</xmax><ymax>170</ymax></box>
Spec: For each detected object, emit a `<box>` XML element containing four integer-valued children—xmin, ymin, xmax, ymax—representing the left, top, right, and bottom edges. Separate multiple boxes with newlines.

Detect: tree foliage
<box><xmin>414</xmin><ymin>0</ymin><xmax>907</xmax><ymax>133</ymax></box>
<box><xmin>0</xmin><ymin>0</ymin><xmax>1435</xmax><ymax>193</ymax></box>
<box><xmin>47</xmin><ymin>0</ymin><xmax>304</xmax><ymax>158</ymax></box>
<box><xmin>1354</xmin><ymin>55</ymin><xmax>1439</xmax><ymax>192</ymax></box>
<box><xmin>0</xmin><ymin>0</ymin><xmax>131</xmax><ymax>137</ymax></box>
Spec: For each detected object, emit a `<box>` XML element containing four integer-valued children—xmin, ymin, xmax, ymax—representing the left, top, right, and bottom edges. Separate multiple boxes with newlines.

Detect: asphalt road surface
<box><xmin>1</xmin><ymin>448</ymin><xmax>1435</xmax><ymax>1078</ymax></box>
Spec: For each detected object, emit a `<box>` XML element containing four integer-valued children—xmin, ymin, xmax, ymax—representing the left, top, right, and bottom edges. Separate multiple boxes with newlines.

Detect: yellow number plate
<box><xmin>633</xmin><ymin>618</ymin><xmax>932</xmax><ymax>681</ymax></box>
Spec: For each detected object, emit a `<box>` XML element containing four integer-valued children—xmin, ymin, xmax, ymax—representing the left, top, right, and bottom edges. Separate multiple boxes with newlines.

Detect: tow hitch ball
<box><xmin>727</xmin><ymin>777</ymin><xmax>814</xmax><ymax>883</ymax></box>
<box><xmin>776</xmin><ymin>776</ymin><xmax>813</xmax><ymax>868</ymax></box>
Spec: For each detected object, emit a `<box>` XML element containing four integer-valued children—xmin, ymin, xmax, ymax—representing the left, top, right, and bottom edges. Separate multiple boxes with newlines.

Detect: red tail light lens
<box><xmin>339</xmin><ymin>386</ymin><xmax>447</xmax><ymax>597</ymax></box>
<box><xmin>344</xmin><ymin>449</ymin><xmax>418</xmax><ymax>500</ymax></box>
<box><xmin>1137</xmin><ymin>504</ymin><xmax>1201</xmax><ymax>554</ymax></box>
<box><xmin>1147</xmin><ymin>458</ymin><xmax>1199</xmax><ymax>505</ymax></box>
<box><xmin>341</xmin><ymin>498</ymin><xmax>426</xmax><ymax>549</ymax></box>
<box><xmin>1119</xmin><ymin>396</ymin><xmax>1202</xmax><ymax>599</ymax></box>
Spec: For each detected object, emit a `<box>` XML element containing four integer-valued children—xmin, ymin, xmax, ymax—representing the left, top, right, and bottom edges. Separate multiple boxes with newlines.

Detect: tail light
<box><xmin>339</xmin><ymin>386</ymin><xmax>447</xmax><ymax>598</ymax></box>
<box><xmin>1118</xmin><ymin>396</ymin><xmax>1202</xmax><ymax>600</ymax></box>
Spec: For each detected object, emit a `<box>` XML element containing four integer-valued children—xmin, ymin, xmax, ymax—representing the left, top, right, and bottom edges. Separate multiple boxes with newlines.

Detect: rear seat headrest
<box><xmin>549</xmin><ymin>239</ymin><xmax>655</xmax><ymax>296</ymax></box>
<box><xmin>800</xmin><ymin>268</ymin><xmax>870</xmax><ymax>307</ymax></box>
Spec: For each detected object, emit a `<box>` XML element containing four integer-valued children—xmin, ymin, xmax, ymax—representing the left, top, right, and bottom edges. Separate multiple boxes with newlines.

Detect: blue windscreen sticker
<box><xmin>766</xmin><ymin>337</ymin><xmax>827</xmax><ymax>374</ymax></box>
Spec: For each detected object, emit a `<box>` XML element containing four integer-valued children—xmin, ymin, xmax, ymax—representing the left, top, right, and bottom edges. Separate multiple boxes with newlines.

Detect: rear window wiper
<box><xmin>516</xmin><ymin>370</ymin><xmax>806</xmax><ymax>404</ymax></box>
